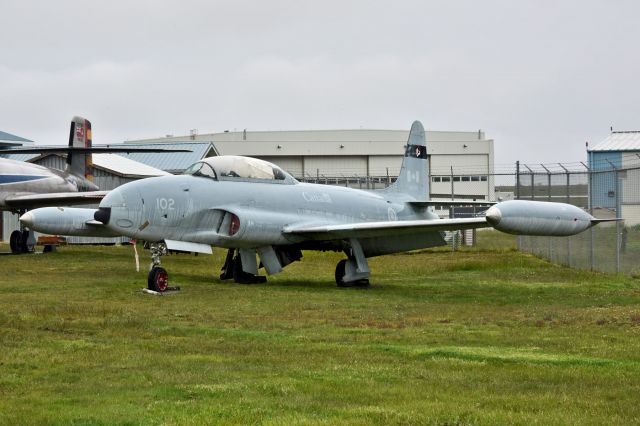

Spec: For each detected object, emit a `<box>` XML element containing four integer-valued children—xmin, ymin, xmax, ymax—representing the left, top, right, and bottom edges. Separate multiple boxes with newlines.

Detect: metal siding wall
<box><xmin>2</xmin><ymin>211</ymin><xmax>20</xmax><ymax>241</ymax></box>
<box><xmin>303</xmin><ymin>156</ymin><xmax>367</xmax><ymax>177</ymax></box>
<box><xmin>429</xmin><ymin>154</ymin><xmax>491</xmax><ymax>199</ymax></box>
<box><xmin>430</xmin><ymin>154</ymin><xmax>489</xmax><ymax>175</ymax></box>
<box><xmin>622</xmin><ymin>168</ymin><xmax>640</xmax><ymax>204</ymax></box>
<box><xmin>368</xmin><ymin>156</ymin><xmax>402</xmax><ymax>176</ymax></box>
<box><xmin>255</xmin><ymin>156</ymin><xmax>303</xmax><ymax>177</ymax></box>
<box><xmin>591</xmin><ymin>152</ymin><xmax>621</xmax><ymax>209</ymax></box>
<box><xmin>34</xmin><ymin>156</ymin><xmax>66</xmax><ymax>170</ymax></box>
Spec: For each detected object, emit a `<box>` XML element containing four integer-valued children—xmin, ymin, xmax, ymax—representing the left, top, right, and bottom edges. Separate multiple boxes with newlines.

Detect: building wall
<box><xmin>589</xmin><ymin>150</ymin><xmax>640</xmax><ymax>224</ymax></box>
<box><xmin>590</xmin><ymin>151</ymin><xmax>621</xmax><ymax>209</ymax></box>
<box><xmin>125</xmin><ymin>128</ymin><xmax>496</xmax><ymax>201</ymax></box>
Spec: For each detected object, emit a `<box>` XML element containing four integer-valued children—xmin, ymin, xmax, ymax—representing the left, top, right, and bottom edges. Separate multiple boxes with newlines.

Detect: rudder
<box><xmin>66</xmin><ymin>116</ymin><xmax>93</xmax><ymax>182</ymax></box>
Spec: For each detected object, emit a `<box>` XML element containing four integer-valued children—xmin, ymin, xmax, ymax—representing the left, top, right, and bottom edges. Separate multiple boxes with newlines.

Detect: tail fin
<box><xmin>384</xmin><ymin>120</ymin><xmax>429</xmax><ymax>201</ymax></box>
<box><xmin>66</xmin><ymin>116</ymin><xmax>93</xmax><ymax>182</ymax></box>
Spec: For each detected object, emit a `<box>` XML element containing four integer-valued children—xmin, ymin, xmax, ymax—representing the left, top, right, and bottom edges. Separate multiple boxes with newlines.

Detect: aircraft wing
<box><xmin>0</xmin><ymin>146</ymin><xmax>191</xmax><ymax>154</ymax></box>
<box><xmin>408</xmin><ymin>200</ymin><xmax>495</xmax><ymax>207</ymax></box>
<box><xmin>283</xmin><ymin>217</ymin><xmax>490</xmax><ymax>241</ymax></box>
<box><xmin>4</xmin><ymin>191</ymin><xmax>109</xmax><ymax>210</ymax></box>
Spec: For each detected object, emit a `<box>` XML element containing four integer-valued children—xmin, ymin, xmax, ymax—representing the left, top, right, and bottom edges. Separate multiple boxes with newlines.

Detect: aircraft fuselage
<box><xmin>99</xmin><ymin>174</ymin><xmax>442</xmax><ymax>254</ymax></box>
<box><xmin>0</xmin><ymin>158</ymin><xmax>93</xmax><ymax>209</ymax></box>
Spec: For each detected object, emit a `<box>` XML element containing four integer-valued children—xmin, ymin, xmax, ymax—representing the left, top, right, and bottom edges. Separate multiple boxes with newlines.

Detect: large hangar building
<box><xmin>124</xmin><ymin>127</ymin><xmax>495</xmax><ymax>202</ymax></box>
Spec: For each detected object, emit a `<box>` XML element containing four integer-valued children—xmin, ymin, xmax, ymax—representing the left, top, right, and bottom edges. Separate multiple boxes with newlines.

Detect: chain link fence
<box><xmin>297</xmin><ymin>161</ymin><xmax>640</xmax><ymax>276</ymax></box>
<box><xmin>514</xmin><ymin>163</ymin><xmax>640</xmax><ymax>276</ymax></box>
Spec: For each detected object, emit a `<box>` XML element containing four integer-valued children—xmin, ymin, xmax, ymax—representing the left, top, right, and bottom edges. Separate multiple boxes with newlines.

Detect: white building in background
<box><xmin>124</xmin><ymin>127</ymin><xmax>495</xmax><ymax>201</ymax></box>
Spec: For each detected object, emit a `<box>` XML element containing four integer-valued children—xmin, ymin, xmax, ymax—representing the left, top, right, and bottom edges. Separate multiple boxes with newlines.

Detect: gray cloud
<box><xmin>1</xmin><ymin>0</ymin><xmax>639</xmax><ymax>167</ymax></box>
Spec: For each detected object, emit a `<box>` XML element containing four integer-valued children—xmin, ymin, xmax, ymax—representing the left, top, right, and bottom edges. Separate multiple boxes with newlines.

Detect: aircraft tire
<box><xmin>232</xmin><ymin>257</ymin><xmax>266</xmax><ymax>284</ymax></box>
<box><xmin>21</xmin><ymin>230</ymin><xmax>34</xmax><ymax>253</ymax></box>
<box><xmin>148</xmin><ymin>266</ymin><xmax>169</xmax><ymax>292</ymax></box>
<box><xmin>335</xmin><ymin>259</ymin><xmax>347</xmax><ymax>286</ymax></box>
<box><xmin>10</xmin><ymin>231</ymin><xmax>21</xmax><ymax>254</ymax></box>
<box><xmin>335</xmin><ymin>259</ymin><xmax>369</xmax><ymax>287</ymax></box>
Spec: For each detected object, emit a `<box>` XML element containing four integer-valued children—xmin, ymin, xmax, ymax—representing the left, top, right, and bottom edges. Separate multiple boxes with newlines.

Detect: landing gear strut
<box><xmin>147</xmin><ymin>242</ymin><xmax>169</xmax><ymax>292</ymax></box>
<box><xmin>334</xmin><ymin>258</ymin><xmax>370</xmax><ymax>287</ymax></box>
<box><xmin>335</xmin><ymin>239</ymin><xmax>370</xmax><ymax>287</ymax></box>
<box><xmin>220</xmin><ymin>249</ymin><xmax>266</xmax><ymax>284</ymax></box>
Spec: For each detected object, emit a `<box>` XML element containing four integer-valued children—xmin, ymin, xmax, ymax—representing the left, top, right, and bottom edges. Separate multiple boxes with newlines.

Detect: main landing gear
<box><xmin>334</xmin><ymin>239</ymin><xmax>371</xmax><ymax>287</ymax></box>
<box><xmin>9</xmin><ymin>230</ymin><xmax>35</xmax><ymax>254</ymax></box>
<box><xmin>220</xmin><ymin>249</ymin><xmax>267</xmax><ymax>284</ymax></box>
<box><xmin>9</xmin><ymin>209</ymin><xmax>36</xmax><ymax>254</ymax></box>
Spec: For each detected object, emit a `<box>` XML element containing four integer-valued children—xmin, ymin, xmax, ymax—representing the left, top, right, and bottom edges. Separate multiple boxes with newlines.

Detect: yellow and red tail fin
<box><xmin>67</xmin><ymin>116</ymin><xmax>93</xmax><ymax>182</ymax></box>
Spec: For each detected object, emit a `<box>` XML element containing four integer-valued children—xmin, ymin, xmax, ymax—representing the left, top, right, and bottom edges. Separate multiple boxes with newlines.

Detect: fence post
<box><xmin>586</xmin><ymin>162</ymin><xmax>595</xmax><ymax>271</ymax></box>
<box><xmin>524</xmin><ymin>165</ymin><xmax>534</xmax><ymax>200</ymax></box>
<box><xmin>615</xmin><ymin>168</ymin><xmax>621</xmax><ymax>273</ymax></box>
<box><xmin>515</xmin><ymin>161</ymin><xmax>520</xmax><ymax>199</ymax></box>
<box><xmin>559</xmin><ymin>164</ymin><xmax>572</xmax><ymax>267</ymax></box>
<box><xmin>541</xmin><ymin>164</ymin><xmax>552</xmax><ymax>259</ymax></box>
<box><xmin>450</xmin><ymin>166</ymin><xmax>454</xmax><ymax>200</ymax></box>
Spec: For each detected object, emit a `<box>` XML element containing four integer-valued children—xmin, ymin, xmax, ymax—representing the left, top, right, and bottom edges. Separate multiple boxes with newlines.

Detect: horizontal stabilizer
<box><xmin>590</xmin><ymin>218</ymin><xmax>622</xmax><ymax>224</ymax></box>
<box><xmin>0</xmin><ymin>146</ymin><xmax>192</xmax><ymax>154</ymax></box>
<box><xmin>409</xmin><ymin>200</ymin><xmax>496</xmax><ymax>207</ymax></box>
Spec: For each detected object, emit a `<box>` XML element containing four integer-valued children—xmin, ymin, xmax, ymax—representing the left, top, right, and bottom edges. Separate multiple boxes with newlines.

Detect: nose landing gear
<box><xmin>147</xmin><ymin>242</ymin><xmax>169</xmax><ymax>292</ymax></box>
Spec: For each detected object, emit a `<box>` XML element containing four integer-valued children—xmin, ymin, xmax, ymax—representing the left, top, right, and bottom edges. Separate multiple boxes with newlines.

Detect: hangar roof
<box><xmin>92</xmin><ymin>153</ymin><xmax>169</xmax><ymax>177</ymax></box>
<box><xmin>0</xmin><ymin>152</ymin><xmax>37</xmax><ymax>161</ymax></box>
<box><xmin>115</xmin><ymin>142</ymin><xmax>217</xmax><ymax>173</ymax></box>
<box><xmin>589</xmin><ymin>131</ymin><xmax>640</xmax><ymax>152</ymax></box>
<box><xmin>1</xmin><ymin>152</ymin><xmax>168</xmax><ymax>178</ymax></box>
<box><xmin>125</xmin><ymin>129</ymin><xmax>491</xmax><ymax>157</ymax></box>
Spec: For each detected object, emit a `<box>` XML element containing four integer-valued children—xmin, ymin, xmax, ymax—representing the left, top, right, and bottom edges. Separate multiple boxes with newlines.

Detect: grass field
<box><xmin>1</xmin><ymin>231</ymin><xmax>640</xmax><ymax>425</ymax></box>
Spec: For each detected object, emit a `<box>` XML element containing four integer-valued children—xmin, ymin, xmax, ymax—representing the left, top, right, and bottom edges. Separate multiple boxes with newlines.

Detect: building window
<box><xmin>432</xmin><ymin>176</ymin><xmax>441</xmax><ymax>182</ymax></box>
<box><xmin>471</xmin><ymin>176</ymin><xmax>480</xmax><ymax>182</ymax></box>
<box><xmin>453</xmin><ymin>176</ymin><xmax>461</xmax><ymax>182</ymax></box>
<box><xmin>480</xmin><ymin>176</ymin><xmax>487</xmax><ymax>181</ymax></box>
<box><xmin>461</xmin><ymin>176</ymin><xmax>470</xmax><ymax>182</ymax></box>
<box><xmin>441</xmin><ymin>176</ymin><xmax>450</xmax><ymax>182</ymax></box>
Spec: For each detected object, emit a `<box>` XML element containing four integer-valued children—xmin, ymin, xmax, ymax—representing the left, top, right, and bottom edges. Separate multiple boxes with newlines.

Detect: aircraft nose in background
<box><xmin>19</xmin><ymin>211</ymin><xmax>34</xmax><ymax>227</ymax></box>
<box><xmin>485</xmin><ymin>205</ymin><xmax>502</xmax><ymax>226</ymax></box>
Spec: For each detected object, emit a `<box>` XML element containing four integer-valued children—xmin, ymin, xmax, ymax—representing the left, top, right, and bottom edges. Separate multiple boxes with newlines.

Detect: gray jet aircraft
<box><xmin>20</xmin><ymin>121</ymin><xmax>610</xmax><ymax>290</ymax></box>
<box><xmin>0</xmin><ymin>116</ymin><xmax>189</xmax><ymax>253</ymax></box>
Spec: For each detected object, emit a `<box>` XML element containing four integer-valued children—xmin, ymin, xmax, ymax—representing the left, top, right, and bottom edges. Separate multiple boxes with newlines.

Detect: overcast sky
<box><xmin>1</xmin><ymin>0</ymin><xmax>639</xmax><ymax>168</ymax></box>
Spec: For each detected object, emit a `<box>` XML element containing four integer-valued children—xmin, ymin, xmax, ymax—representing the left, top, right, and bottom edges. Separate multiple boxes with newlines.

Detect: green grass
<box><xmin>1</xmin><ymin>234</ymin><xmax>640</xmax><ymax>425</ymax></box>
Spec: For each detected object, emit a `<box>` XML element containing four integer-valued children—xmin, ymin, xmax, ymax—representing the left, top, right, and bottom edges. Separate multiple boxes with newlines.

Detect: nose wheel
<box><xmin>148</xmin><ymin>266</ymin><xmax>168</xmax><ymax>292</ymax></box>
<box><xmin>147</xmin><ymin>242</ymin><xmax>169</xmax><ymax>292</ymax></box>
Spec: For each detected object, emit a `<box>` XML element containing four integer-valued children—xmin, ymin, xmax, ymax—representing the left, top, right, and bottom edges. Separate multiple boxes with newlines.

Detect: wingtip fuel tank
<box><xmin>486</xmin><ymin>200</ymin><xmax>595</xmax><ymax>236</ymax></box>
<box><xmin>19</xmin><ymin>207</ymin><xmax>120</xmax><ymax>237</ymax></box>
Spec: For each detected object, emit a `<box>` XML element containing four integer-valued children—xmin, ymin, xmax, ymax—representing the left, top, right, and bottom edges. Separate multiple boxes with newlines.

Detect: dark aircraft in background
<box><xmin>0</xmin><ymin>116</ymin><xmax>189</xmax><ymax>253</ymax></box>
<box><xmin>21</xmin><ymin>121</ymin><xmax>610</xmax><ymax>290</ymax></box>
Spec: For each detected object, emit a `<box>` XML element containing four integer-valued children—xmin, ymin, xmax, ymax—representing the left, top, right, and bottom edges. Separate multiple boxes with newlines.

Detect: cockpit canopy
<box><xmin>183</xmin><ymin>155</ymin><xmax>296</xmax><ymax>183</ymax></box>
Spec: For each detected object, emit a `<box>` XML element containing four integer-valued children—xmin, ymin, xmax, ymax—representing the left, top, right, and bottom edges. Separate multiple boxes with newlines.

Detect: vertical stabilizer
<box><xmin>384</xmin><ymin>120</ymin><xmax>429</xmax><ymax>201</ymax></box>
<box><xmin>66</xmin><ymin>116</ymin><xmax>93</xmax><ymax>181</ymax></box>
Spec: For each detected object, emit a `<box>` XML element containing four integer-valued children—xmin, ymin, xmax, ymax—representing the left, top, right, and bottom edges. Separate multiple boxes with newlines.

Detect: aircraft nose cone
<box><xmin>485</xmin><ymin>205</ymin><xmax>502</xmax><ymax>226</ymax></box>
<box><xmin>19</xmin><ymin>211</ymin><xmax>34</xmax><ymax>227</ymax></box>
